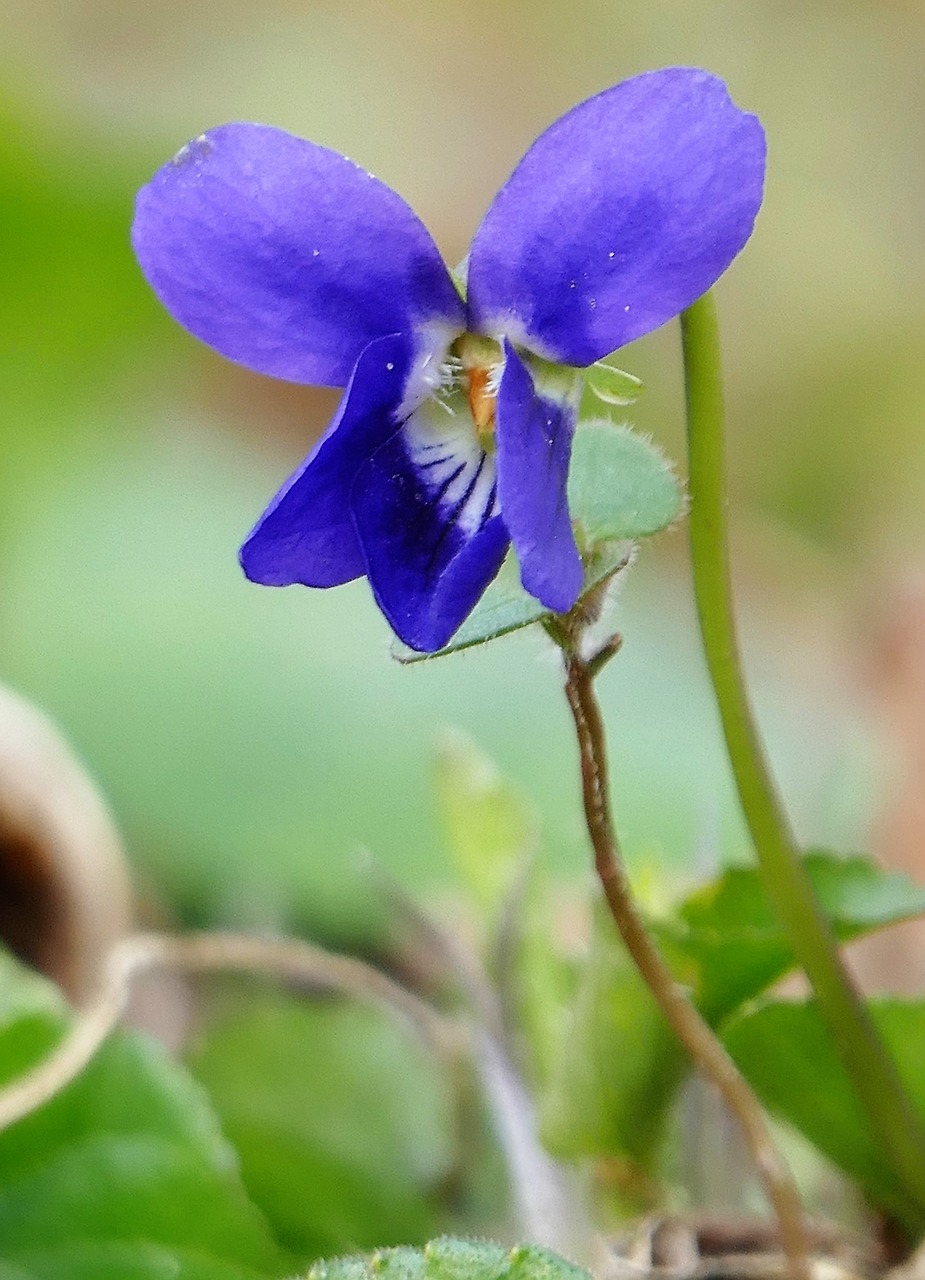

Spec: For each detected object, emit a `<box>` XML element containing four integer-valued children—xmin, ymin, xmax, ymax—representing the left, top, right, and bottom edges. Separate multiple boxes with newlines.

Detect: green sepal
<box><xmin>585</xmin><ymin>362</ymin><xmax>644</xmax><ymax>406</ymax></box>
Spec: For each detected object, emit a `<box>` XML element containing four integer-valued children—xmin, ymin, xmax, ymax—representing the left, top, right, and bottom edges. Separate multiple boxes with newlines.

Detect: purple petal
<box><xmin>133</xmin><ymin>123</ymin><xmax>464</xmax><ymax>387</ymax></box>
<box><xmin>467</xmin><ymin>69</ymin><xmax>766</xmax><ymax>365</ymax></box>
<box><xmin>240</xmin><ymin>333</ymin><xmax>410</xmax><ymax>587</ymax></box>
<box><xmin>351</xmin><ymin>404</ymin><xmax>509</xmax><ymax>651</ymax></box>
<box><xmin>496</xmin><ymin>342</ymin><xmax>582</xmax><ymax>613</ymax></box>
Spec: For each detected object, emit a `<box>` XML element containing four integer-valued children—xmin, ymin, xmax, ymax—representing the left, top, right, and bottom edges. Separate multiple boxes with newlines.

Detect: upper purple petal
<box><xmin>351</xmin><ymin>405</ymin><xmax>509</xmax><ymax>651</ymax></box>
<box><xmin>240</xmin><ymin>333</ymin><xmax>410</xmax><ymax>587</ymax></box>
<box><xmin>132</xmin><ymin>123</ymin><xmax>465</xmax><ymax>387</ymax></box>
<box><xmin>496</xmin><ymin>342</ymin><xmax>582</xmax><ymax>613</ymax></box>
<box><xmin>467</xmin><ymin>68</ymin><xmax>766</xmax><ymax>365</ymax></box>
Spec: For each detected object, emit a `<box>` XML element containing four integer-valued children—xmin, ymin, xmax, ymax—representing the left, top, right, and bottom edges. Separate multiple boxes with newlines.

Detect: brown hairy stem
<box><xmin>561</xmin><ymin>647</ymin><xmax>811</xmax><ymax>1280</ymax></box>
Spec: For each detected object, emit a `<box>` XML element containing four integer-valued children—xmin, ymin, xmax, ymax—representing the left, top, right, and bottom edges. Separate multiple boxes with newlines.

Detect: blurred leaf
<box><xmin>435</xmin><ymin>730</ymin><xmax>535</xmax><ymax>914</ymax></box>
<box><xmin>305</xmin><ymin>1238</ymin><xmax>589</xmax><ymax>1280</ymax></box>
<box><xmin>567</xmin><ymin>421</ymin><xmax>681</xmax><ymax>544</ymax></box>
<box><xmin>539</xmin><ymin>903</ymin><xmax>684</xmax><ymax>1178</ymax></box>
<box><xmin>5</xmin><ymin>1243</ymin><xmax>271</xmax><ymax>1280</ymax></box>
<box><xmin>723</xmin><ymin>998</ymin><xmax>925</xmax><ymax>1228</ymax></box>
<box><xmin>660</xmin><ymin>851</ymin><xmax>925</xmax><ymax>1023</ymax></box>
<box><xmin>494</xmin><ymin>869</ymin><xmax>581</xmax><ymax>1093</ymax></box>
<box><xmin>187</xmin><ymin>989</ymin><xmax>456</xmax><ymax>1265</ymax></box>
<box><xmin>0</xmin><ymin>952</ymin><xmax>287</xmax><ymax>1277</ymax></box>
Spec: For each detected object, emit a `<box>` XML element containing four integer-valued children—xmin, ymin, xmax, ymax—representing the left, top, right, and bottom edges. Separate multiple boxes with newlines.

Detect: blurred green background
<box><xmin>1</xmin><ymin>0</ymin><xmax>922</xmax><ymax>944</ymax></box>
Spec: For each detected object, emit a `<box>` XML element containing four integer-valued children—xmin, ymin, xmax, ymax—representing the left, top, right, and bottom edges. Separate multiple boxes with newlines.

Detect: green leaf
<box><xmin>0</xmin><ymin>951</ymin><xmax>287</xmax><ymax>1278</ymax></box>
<box><xmin>723</xmin><ymin>998</ymin><xmax>925</xmax><ymax>1228</ymax></box>
<box><xmin>187</xmin><ymin>989</ymin><xmax>456</xmax><ymax>1265</ymax></box>
<box><xmin>660</xmin><ymin>850</ymin><xmax>925</xmax><ymax>1023</ymax></box>
<box><xmin>435</xmin><ymin>730</ymin><xmax>536</xmax><ymax>914</ymax></box>
<box><xmin>305</xmin><ymin>1239</ymin><xmax>589</xmax><ymax>1280</ymax></box>
<box><xmin>539</xmin><ymin>903</ymin><xmax>685</xmax><ymax>1181</ymax></box>
<box><xmin>567</xmin><ymin>421</ymin><xmax>681</xmax><ymax>545</ymax></box>
<box><xmin>494</xmin><ymin>867</ymin><xmax>582</xmax><ymax>1092</ymax></box>
<box><xmin>7</xmin><ymin>1243</ymin><xmax>271</xmax><ymax>1280</ymax></box>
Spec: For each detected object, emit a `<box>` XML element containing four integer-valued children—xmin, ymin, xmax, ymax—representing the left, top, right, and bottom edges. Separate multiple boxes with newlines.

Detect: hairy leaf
<box><xmin>305</xmin><ymin>1238</ymin><xmax>589</xmax><ymax>1280</ymax></box>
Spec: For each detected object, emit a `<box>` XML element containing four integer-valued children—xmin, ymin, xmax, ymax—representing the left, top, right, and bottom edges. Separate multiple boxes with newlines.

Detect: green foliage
<box><xmin>723</xmin><ymin>999</ymin><xmax>925</xmax><ymax>1229</ymax></box>
<box><xmin>187</xmin><ymin>989</ymin><xmax>457</xmax><ymax>1265</ymax></box>
<box><xmin>305</xmin><ymin>1239</ymin><xmax>589</xmax><ymax>1280</ymax></box>
<box><xmin>0</xmin><ymin>953</ymin><xmax>288</xmax><ymax>1279</ymax></box>
<box><xmin>661</xmin><ymin>851</ymin><xmax>925</xmax><ymax>1022</ymax></box>
<box><xmin>435</xmin><ymin>730</ymin><xmax>536</xmax><ymax>916</ymax></box>
<box><xmin>539</xmin><ymin>903</ymin><xmax>684</xmax><ymax>1180</ymax></box>
<box><xmin>567</xmin><ymin>422</ymin><xmax>680</xmax><ymax>545</ymax></box>
<box><xmin>0</xmin><ymin>1243</ymin><xmax>272</xmax><ymax>1280</ymax></box>
<box><xmin>536</xmin><ymin>849</ymin><xmax>925</xmax><ymax>1193</ymax></box>
<box><xmin>433</xmin><ymin>734</ymin><xmax>577</xmax><ymax>1089</ymax></box>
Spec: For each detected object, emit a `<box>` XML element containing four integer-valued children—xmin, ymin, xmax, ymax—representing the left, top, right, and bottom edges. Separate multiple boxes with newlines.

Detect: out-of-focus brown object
<box><xmin>596</xmin><ymin>1212</ymin><xmax>876</xmax><ymax>1280</ymax></box>
<box><xmin>0</xmin><ymin>682</ymin><xmax>133</xmax><ymax>1000</ymax></box>
<box><xmin>853</xmin><ymin>574</ymin><xmax>925</xmax><ymax>994</ymax></box>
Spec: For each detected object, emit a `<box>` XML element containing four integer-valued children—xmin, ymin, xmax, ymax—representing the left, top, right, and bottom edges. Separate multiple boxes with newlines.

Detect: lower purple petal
<box><xmin>351</xmin><ymin>417</ymin><xmax>509</xmax><ymax>651</ymax></box>
<box><xmin>496</xmin><ymin>342</ymin><xmax>582</xmax><ymax>613</ymax></box>
<box><xmin>240</xmin><ymin>334</ymin><xmax>410</xmax><ymax>587</ymax></box>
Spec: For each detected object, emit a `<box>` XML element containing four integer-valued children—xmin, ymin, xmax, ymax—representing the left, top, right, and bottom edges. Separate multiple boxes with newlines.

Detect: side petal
<box><xmin>132</xmin><ymin>123</ymin><xmax>464</xmax><ymax>387</ymax></box>
<box><xmin>240</xmin><ymin>334</ymin><xmax>410</xmax><ymax>587</ymax></box>
<box><xmin>496</xmin><ymin>342</ymin><xmax>582</xmax><ymax>613</ymax></box>
<box><xmin>351</xmin><ymin>403</ymin><xmax>509</xmax><ymax>651</ymax></box>
<box><xmin>467</xmin><ymin>69</ymin><xmax>765</xmax><ymax>365</ymax></box>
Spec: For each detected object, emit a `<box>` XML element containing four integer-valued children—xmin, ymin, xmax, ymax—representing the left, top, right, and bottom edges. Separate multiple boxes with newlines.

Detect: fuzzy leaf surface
<box><xmin>304</xmin><ymin>1238</ymin><xmax>590</xmax><ymax>1280</ymax></box>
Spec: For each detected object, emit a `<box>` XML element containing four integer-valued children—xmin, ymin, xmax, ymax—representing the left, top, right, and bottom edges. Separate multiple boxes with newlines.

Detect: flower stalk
<box><xmin>557</xmin><ymin>639</ymin><xmax>811</xmax><ymax>1279</ymax></box>
<box><xmin>680</xmin><ymin>289</ymin><xmax>925</xmax><ymax>1233</ymax></box>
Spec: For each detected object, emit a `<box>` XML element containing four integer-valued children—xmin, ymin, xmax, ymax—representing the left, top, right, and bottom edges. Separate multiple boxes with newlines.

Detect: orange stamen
<box><xmin>466</xmin><ymin>365</ymin><xmax>496</xmax><ymax>436</ymax></box>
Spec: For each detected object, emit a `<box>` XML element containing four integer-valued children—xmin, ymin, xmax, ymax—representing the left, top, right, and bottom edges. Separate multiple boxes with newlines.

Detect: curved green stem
<box><xmin>681</xmin><ymin>290</ymin><xmax>925</xmax><ymax>1234</ymax></box>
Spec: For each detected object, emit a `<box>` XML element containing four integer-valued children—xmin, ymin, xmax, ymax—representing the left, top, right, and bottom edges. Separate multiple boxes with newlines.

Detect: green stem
<box><xmin>681</xmin><ymin>290</ymin><xmax>925</xmax><ymax>1233</ymax></box>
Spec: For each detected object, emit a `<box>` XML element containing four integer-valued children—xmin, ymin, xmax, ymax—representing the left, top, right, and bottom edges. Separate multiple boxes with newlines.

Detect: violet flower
<box><xmin>132</xmin><ymin>68</ymin><xmax>764</xmax><ymax>652</ymax></box>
